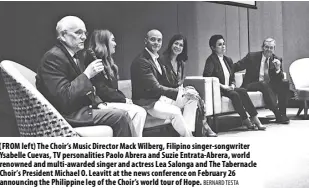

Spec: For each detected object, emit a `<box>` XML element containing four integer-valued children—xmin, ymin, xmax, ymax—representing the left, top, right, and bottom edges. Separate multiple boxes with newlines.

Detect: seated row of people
<box><xmin>36</xmin><ymin>16</ymin><xmax>289</xmax><ymax>137</ymax></box>
<box><xmin>203</xmin><ymin>35</ymin><xmax>290</xmax><ymax>128</ymax></box>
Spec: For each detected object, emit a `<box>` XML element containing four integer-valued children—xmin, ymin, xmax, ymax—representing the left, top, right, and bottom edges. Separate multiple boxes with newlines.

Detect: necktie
<box><xmin>73</xmin><ymin>54</ymin><xmax>83</xmax><ymax>72</ymax></box>
<box><xmin>264</xmin><ymin>58</ymin><xmax>270</xmax><ymax>82</ymax></box>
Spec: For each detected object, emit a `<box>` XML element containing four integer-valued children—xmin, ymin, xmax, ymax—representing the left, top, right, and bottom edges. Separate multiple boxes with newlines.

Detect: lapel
<box><xmin>255</xmin><ymin>52</ymin><xmax>263</xmax><ymax>73</ymax></box>
<box><xmin>143</xmin><ymin>49</ymin><xmax>162</xmax><ymax>75</ymax></box>
<box><xmin>211</xmin><ymin>53</ymin><xmax>231</xmax><ymax>74</ymax></box>
<box><xmin>161</xmin><ymin>55</ymin><xmax>178</xmax><ymax>86</ymax></box>
<box><xmin>162</xmin><ymin>55</ymin><xmax>177</xmax><ymax>78</ymax></box>
<box><xmin>56</xmin><ymin>42</ymin><xmax>82</xmax><ymax>75</ymax></box>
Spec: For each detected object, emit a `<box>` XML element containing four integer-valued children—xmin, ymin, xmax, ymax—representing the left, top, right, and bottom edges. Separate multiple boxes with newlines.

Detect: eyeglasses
<box><xmin>65</xmin><ymin>29</ymin><xmax>88</xmax><ymax>37</ymax></box>
<box><xmin>263</xmin><ymin>45</ymin><xmax>275</xmax><ymax>50</ymax></box>
<box><xmin>74</xmin><ymin>30</ymin><xmax>88</xmax><ymax>37</ymax></box>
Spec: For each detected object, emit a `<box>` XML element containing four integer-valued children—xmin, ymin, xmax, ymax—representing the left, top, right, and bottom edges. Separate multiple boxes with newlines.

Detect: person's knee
<box><xmin>237</xmin><ymin>88</ymin><xmax>247</xmax><ymax>94</ymax></box>
<box><xmin>169</xmin><ymin>107</ymin><xmax>182</xmax><ymax>118</ymax></box>
<box><xmin>260</xmin><ymin>81</ymin><xmax>269</xmax><ymax>89</ymax></box>
<box><xmin>110</xmin><ymin>109</ymin><xmax>130</xmax><ymax>123</ymax></box>
<box><xmin>229</xmin><ymin>91</ymin><xmax>240</xmax><ymax>99</ymax></box>
<box><xmin>138</xmin><ymin>107</ymin><xmax>147</xmax><ymax>118</ymax></box>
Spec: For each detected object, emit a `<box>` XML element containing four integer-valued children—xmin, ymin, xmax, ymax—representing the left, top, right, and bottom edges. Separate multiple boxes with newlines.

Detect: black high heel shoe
<box><xmin>242</xmin><ymin>118</ymin><xmax>255</xmax><ymax>130</ymax></box>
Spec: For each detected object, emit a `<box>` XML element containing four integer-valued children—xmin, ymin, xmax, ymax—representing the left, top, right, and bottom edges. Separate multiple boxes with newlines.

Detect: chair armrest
<box><xmin>0</xmin><ymin>64</ymin><xmax>79</xmax><ymax>137</ymax></box>
<box><xmin>211</xmin><ymin>77</ymin><xmax>222</xmax><ymax>114</ymax></box>
<box><xmin>75</xmin><ymin>126</ymin><xmax>113</xmax><ymax>137</ymax></box>
<box><xmin>118</xmin><ymin>80</ymin><xmax>132</xmax><ymax>99</ymax></box>
<box><xmin>283</xmin><ymin>72</ymin><xmax>287</xmax><ymax>79</ymax></box>
<box><xmin>184</xmin><ymin>76</ymin><xmax>213</xmax><ymax>116</ymax></box>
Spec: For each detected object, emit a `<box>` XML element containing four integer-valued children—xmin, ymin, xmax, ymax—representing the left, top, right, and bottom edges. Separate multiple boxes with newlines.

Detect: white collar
<box><xmin>217</xmin><ymin>54</ymin><xmax>224</xmax><ymax>60</ymax></box>
<box><xmin>145</xmin><ymin>47</ymin><xmax>159</xmax><ymax>60</ymax></box>
<box><xmin>261</xmin><ymin>54</ymin><xmax>269</xmax><ymax>62</ymax></box>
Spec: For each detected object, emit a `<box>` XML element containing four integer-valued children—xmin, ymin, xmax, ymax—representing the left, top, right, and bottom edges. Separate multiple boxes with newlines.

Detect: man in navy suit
<box><xmin>234</xmin><ymin>38</ymin><xmax>290</xmax><ymax>124</ymax></box>
<box><xmin>36</xmin><ymin>16</ymin><xmax>132</xmax><ymax>136</ymax></box>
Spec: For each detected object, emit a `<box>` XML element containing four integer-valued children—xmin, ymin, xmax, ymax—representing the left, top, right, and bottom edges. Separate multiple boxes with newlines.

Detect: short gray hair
<box><xmin>262</xmin><ymin>37</ymin><xmax>276</xmax><ymax>47</ymax></box>
<box><xmin>56</xmin><ymin>16</ymin><xmax>84</xmax><ymax>40</ymax></box>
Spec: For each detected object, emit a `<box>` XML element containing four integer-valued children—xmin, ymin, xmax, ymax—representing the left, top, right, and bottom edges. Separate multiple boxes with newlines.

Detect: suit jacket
<box><xmin>130</xmin><ymin>49</ymin><xmax>179</xmax><ymax>108</ymax></box>
<box><xmin>84</xmin><ymin>54</ymin><xmax>126</xmax><ymax>103</ymax></box>
<box><xmin>160</xmin><ymin>54</ymin><xmax>185</xmax><ymax>88</ymax></box>
<box><xmin>36</xmin><ymin>42</ymin><xmax>103</xmax><ymax>127</ymax></box>
<box><xmin>234</xmin><ymin>51</ymin><xmax>284</xmax><ymax>87</ymax></box>
<box><xmin>203</xmin><ymin>53</ymin><xmax>236</xmax><ymax>86</ymax></box>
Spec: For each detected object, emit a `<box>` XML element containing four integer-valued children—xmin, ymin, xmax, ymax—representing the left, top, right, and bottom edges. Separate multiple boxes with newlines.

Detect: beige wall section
<box><xmin>120</xmin><ymin>2</ymin><xmax>178</xmax><ymax>79</ymax></box>
<box><xmin>178</xmin><ymin>2</ymin><xmax>248</xmax><ymax>76</ymax></box>
<box><xmin>239</xmin><ymin>8</ymin><xmax>249</xmax><ymax>59</ymax></box>
<box><xmin>282</xmin><ymin>2</ymin><xmax>309</xmax><ymax>75</ymax></box>
<box><xmin>248</xmin><ymin>1</ymin><xmax>284</xmax><ymax>60</ymax></box>
<box><xmin>119</xmin><ymin>2</ymin><xmax>249</xmax><ymax>78</ymax></box>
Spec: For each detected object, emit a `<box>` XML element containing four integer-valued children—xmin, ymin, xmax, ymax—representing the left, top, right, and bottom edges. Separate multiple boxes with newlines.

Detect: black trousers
<box><xmin>93</xmin><ymin>108</ymin><xmax>132</xmax><ymax>137</ymax></box>
<box><xmin>222</xmin><ymin>88</ymin><xmax>258</xmax><ymax>120</ymax></box>
<box><xmin>244</xmin><ymin>80</ymin><xmax>289</xmax><ymax>115</ymax></box>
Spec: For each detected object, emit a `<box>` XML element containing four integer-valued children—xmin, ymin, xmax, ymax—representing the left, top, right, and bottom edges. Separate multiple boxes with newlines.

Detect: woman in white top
<box><xmin>203</xmin><ymin>35</ymin><xmax>265</xmax><ymax>130</ymax></box>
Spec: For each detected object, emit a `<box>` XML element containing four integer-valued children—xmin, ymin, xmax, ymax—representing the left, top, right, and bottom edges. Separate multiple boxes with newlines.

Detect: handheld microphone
<box><xmin>87</xmin><ymin>48</ymin><xmax>108</xmax><ymax>79</ymax></box>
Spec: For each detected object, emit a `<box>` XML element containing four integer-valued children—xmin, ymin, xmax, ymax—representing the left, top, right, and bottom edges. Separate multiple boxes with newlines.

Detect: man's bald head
<box><xmin>56</xmin><ymin>16</ymin><xmax>87</xmax><ymax>53</ymax></box>
<box><xmin>56</xmin><ymin>16</ymin><xmax>86</xmax><ymax>40</ymax></box>
<box><xmin>145</xmin><ymin>29</ymin><xmax>162</xmax><ymax>54</ymax></box>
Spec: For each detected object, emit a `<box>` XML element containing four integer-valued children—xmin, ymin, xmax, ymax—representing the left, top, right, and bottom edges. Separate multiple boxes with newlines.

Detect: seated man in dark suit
<box><xmin>36</xmin><ymin>16</ymin><xmax>132</xmax><ymax>136</ymax></box>
<box><xmin>234</xmin><ymin>38</ymin><xmax>290</xmax><ymax>124</ymax></box>
<box><xmin>131</xmin><ymin>29</ymin><xmax>214</xmax><ymax>137</ymax></box>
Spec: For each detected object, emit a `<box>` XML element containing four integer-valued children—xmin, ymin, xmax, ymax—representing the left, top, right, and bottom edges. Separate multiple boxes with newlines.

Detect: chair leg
<box><xmin>304</xmin><ymin>100</ymin><xmax>308</xmax><ymax>120</ymax></box>
<box><xmin>296</xmin><ymin>107</ymin><xmax>303</xmax><ymax>117</ymax></box>
<box><xmin>212</xmin><ymin>114</ymin><xmax>218</xmax><ymax>133</ymax></box>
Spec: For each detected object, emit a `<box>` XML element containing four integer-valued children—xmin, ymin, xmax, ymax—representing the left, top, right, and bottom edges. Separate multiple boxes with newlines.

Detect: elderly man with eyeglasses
<box><xmin>36</xmin><ymin>16</ymin><xmax>133</xmax><ymax>136</ymax></box>
<box><xmin>234</xmin><ymin>37</ymin><xmax>290</xmax><ymax>124</ymax></box>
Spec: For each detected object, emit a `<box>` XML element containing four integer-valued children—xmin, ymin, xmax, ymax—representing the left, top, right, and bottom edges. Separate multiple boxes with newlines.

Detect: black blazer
<box><xmin>84</xmin><ymin>54</ymin><xmax>126</xmax><ymax>103</ymax></box>
<box><xmin>203</xmin><ymin>53</ymin><xmax>236</xmax><ymax>86</ymax></box>
<box><xmin>130</xmin><ymin>49</ymin><xmax>179</xmax><ymax>108</ymax></box>
<box><xmin>36</xmin><ymin>42</ymin><xmax>102</xmax><ymax>127</ymax></box>
<box><xmin>234</xmin><ymin>51</ymin><xmax>284</xmax><ymax>87</ymax></box>
<box><xmin>160</xmin><ymin>54</ymin><xmax>185</xmax><ymax>88</ymax></box>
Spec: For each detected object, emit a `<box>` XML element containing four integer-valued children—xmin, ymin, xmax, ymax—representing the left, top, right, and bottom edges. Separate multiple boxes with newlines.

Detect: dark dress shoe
<box><xmin>276</xmin><ymin>114</ymin><xmax>290</xmax><ymax>124</ymax></box>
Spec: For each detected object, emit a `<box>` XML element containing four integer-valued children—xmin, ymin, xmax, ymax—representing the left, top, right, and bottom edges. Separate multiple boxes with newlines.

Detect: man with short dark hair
<box><xmin>36</xmin><ymin>16</ymin><xmax>132</xmax><ymax>136</ymax></box>
<box><xmin>234</xmin><ymin>38</ymin><xmax>290</xmax><ymax>124</ymax></box>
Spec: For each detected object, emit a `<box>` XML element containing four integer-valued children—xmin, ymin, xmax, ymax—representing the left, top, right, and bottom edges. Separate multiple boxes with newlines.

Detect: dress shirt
<box><xmin>61</xmin><ymin>42</ymin><xmax>79</xmax><ymax>65</ymax></box>
<box><xmin>259</xmin><ymin>54</ymin><xmax>269</xmax><ymax>81</ymax></box>
<box><xmin>218</xmin><ymin>55</ymin><xmax>230</xmax><ymax>86</ymax></box>
<box><xmin>145</xmin><ymin>48</ymin><xmax>162</xmax><ymax>75</ymax></box>
<box><xmin>259</xmin><ymin>54</ymin><xmax>281</xmax><ymax>81</ymax></box>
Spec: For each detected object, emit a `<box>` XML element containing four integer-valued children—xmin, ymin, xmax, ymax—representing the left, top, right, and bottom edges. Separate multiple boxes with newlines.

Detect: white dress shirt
<box><xmin>259</xmin><ymin>54</ymin><xmax>269</xmax><ymax>81</ymax></box>
<box><xmin>61</xmin><ymin>42</ymin><xmax>79</xmax><ymax>66</ymax></box>
<box><xmin>218</xmin><ymin>55</ymin><xmax>230</xmax><ymax>86</ymax></box>
<box><xmin>145</xmin><ymin>48</ymin><xmax>162</xmax><ymax>75</ymax></box>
